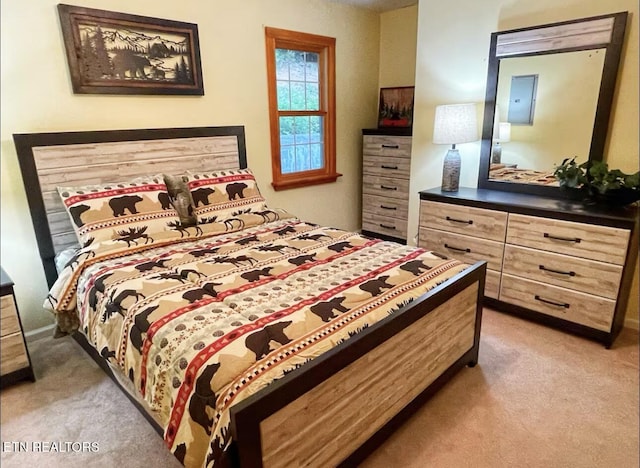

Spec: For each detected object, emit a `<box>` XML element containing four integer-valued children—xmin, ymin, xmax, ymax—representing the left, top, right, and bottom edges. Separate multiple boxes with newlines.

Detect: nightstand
<box><xmin>1</xmin><ymin>267</ymin><xmax>35</xmax><ymax>388</ymax></box>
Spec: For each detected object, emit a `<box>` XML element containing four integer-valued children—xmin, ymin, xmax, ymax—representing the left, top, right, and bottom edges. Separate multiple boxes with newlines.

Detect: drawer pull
<box><xmin>539</xmin><ymin>265</ymin><xmax>576</xmax><ymax>277</ymax></box>
<box><xmin>544</xmin><ymin>233</ymin><xmax>581</xmax><ymax>243</ymax></box>
<box><xmin>381</xmin><ymin>165</ymin><xmax>398</xmax><ymax>170</ymax></box>
<box><xmin>446</xmin><ymin>216</ymin><xmax>473</xmax><ymax>225</ymax></box>
<box><xmin>381</xmin><ymin>144</ymin><xmax>399</xmax><ymax>149</ymax></box>
<box><xmin>380</xmin><ymin>223</ymin><xmax>396</xmax><ymax>230</ymax></box>
<box><xmin>535</xmin><ymin>295</ymin><xmax>570</xmax><ymax>309</ymax></box>
<box><xmin>380</xmin><ymin>185</ymin><xmax>397</xmax><ymax>191</ymax></box>
<box><xmin>444</xmin><ymin>243</ymin><xmax>471</xmax><ymax>253</ymax></box>
<box><xmin>380</xmin><ymin>205</ymin><xmax>397</xmax><ymax>211</ymax></box>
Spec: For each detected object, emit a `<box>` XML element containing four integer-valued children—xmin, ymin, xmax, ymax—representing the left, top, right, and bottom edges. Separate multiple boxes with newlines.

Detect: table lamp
<box><xmin>433</xmin><ymin>103</ymin><xmax>478</xmax><ymax>192</ymax></box>
<box><xmin>492</xmin><ymin>122</ymin><xmax>511</xmax><ymax>164</ymax></box>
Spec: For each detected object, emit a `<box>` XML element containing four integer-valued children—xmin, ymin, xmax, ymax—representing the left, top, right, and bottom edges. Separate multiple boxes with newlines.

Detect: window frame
<box><xmin>265</xmin><ymin>27</ymin><xmax>340</xmax><ymax>191</ymax></box>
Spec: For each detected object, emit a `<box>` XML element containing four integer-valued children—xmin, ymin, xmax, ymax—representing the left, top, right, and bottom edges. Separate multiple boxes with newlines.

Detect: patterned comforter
<box><xmin>46</xmin><ymin>211</ymin><xmax>468</xmax><ymax>467</ymax></box>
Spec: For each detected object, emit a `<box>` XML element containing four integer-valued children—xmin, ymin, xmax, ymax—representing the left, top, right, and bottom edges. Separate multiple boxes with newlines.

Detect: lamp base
<box><xmin>492</xmin><ymin>142</ymin><xmax>502</xmax><ymax>164</ymax></box>
<box><xmin>441</xmin><ymin>148</ymin><xmax>461</xmax><ymax>192</ymax></box>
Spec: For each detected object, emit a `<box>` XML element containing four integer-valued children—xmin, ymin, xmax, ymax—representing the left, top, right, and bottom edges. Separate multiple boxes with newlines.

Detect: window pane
<box><xmin>276</xmin><ymin>81</ymin><xmax>290</xmax><ymax>110</ymax></box>
<box><xmin>293</xmin><ymin>116</ymin><xmax>310</xmax><ymax>144</ymax></box>
<box><xmin>309</xmin><ymin>117</ymin><xmax>322</xmax><ymax>143</ymax></box>
<box><xmin>281</xmin><ymin>145</ymin><xmax>295</xmax><ymax>174</ymax></box>
<box><xmin>290</xmin><ymin>82</ymin><xmax>306</xmax><ymax>110</ymax></box>
<box><xmin>306</xmin><ymin>82</ymin><xmax>319</xmax><ymax>110</ymax></box>
<box><xmin>310</xmin><ymin>143</ymin><xmax>324</xmax><ymax>169</ymax></box>
<box><xmin>289</xmin><ymin>52</ymin><xmax>305</xmax><ymax>81</ymax></box>
<box><xmin>275</xmin><ymin>49</ymin><xmax>292</xmax><ymax>80</ymax></box>
<box><xmin>295</xmin><ymin>144</ymin><xmax>310</xmax><ymax>172</ymax></box>
<box><xmin>305</xmin><ymin>57</ymin><xmax>319</xmax><ymax>82</ymax></box>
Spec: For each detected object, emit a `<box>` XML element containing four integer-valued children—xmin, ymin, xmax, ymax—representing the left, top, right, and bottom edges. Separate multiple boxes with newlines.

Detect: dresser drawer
<box><xmin>363</xmin><ymin>212</ymin><xmax>407</xmax><ymax>239</ymax></box>
<box><xmin>0</xmin><ymin>332</ymin><xmax>29</xmax><ymax>375</ymax></box>
<box><xmin>419</xmin><ymin>228</ymin><xmax>504</xmax><ymax>271</ymax></box>
<box><xmin>362</xmin><ymin>155</ymin><xmax>410</xmax><ymax>179</ymax></box>
<box><xmin>363</xmin><ymin>175</ymin><xmax>410</xmax><ymax>201</ymax></box>
<box><xmin>420</xmin><ymin>201</ymin><xmax>507</xmax><ymax>242</ymax></box>
<box><xmin>1</xmin><ymin>295</ymin><xmax>20</xmax><ymax>337</ymax></box>
<box><xmin>363</xmin><ymin>195</ymin><xmax>409</xmax><ymax>220</ymax></box>
<box><xmin>485</xmin><ymin>269</ymin><xmax>501</xmax><ymax>299</ymax></box>
<box><xmin>500</xmin><ymin>274</ymin><xmax>615</xmax><ymax>332</ymax></box>
<box><xmin>503</xmin><ymin>245</ymin><xmax>623</xmax><ymax>300</ymax></box>
<box><xmin>506</xmin><ymin>214</ymin><xmax>629</xmax><ymax>264</ymax></box>
<box><xmin>363</xmin><ymin>136</ymin><xmax>411</xmax><ymax>158</ymax></box>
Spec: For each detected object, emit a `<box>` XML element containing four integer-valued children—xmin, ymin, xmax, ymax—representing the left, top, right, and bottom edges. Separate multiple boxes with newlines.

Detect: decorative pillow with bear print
<box><xmin>57</xmin><ymin>175</ymin><xmax>181</xmax><ymax>245</ymax></box>
<box><xmin>186</xmin><ymin>168</ymin><xmax>267</xmax><ymax>224</ymax></box>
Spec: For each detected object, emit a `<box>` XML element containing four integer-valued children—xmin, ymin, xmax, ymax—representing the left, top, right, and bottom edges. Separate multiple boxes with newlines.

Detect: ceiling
<box><xmin>327</xmin><ymin>0</ymin><xmax>418</xmax><ymax>13</ymax></box>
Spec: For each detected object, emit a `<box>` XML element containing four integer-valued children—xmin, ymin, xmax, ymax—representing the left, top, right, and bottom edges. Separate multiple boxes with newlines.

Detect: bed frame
<box><xmin>14</xmin><ymin>126</ymin><xmax>486</xmax><ymax>467</ymax></box>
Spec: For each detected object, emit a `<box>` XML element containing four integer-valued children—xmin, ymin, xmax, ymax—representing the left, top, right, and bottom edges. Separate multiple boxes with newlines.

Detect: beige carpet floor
<box><xmin>1</xmin><ymin>309</ymin><xmax>638</xmax><ymax>468</ymax></box>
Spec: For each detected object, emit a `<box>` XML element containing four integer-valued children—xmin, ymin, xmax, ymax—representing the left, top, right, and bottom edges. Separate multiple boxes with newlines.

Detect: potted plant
<box><xmin>553</xmin><ymin>157</ymin><xmax>640</xmax><ymax>206</ymax></box>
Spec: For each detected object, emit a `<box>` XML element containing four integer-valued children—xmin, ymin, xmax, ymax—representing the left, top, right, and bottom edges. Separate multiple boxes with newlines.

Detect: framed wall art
<box><xmin>57</xmin><ymin>4</ymin><xmax>204</xmax><ymax>95</ymax></box>
<box><xmin>377</xmin><ymin>86</ymin><xmax>414</xmax><ymax>128</ymax></box>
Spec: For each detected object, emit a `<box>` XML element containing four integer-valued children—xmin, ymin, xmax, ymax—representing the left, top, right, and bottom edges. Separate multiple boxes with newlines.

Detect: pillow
<box><xmin>186</xmin><ymin>168</ymin><xmax>267</xmax><ymax>224</ymax></box>
<box><xmin>54</xmin><ymin>246</ymin><xmax>80</xmax><ymax>273</ymax></box>
<box><xmin>57</xmin><ymin>175</ymin><xmax>181</xmax><ymax>245</ymax></box>
<box><xmin>163</xmin><ymin>173</ymin><xmax>197</xmax><ymax>227</ymax></box>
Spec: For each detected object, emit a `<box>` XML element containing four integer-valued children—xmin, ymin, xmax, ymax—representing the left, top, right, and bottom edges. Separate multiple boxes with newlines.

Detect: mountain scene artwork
<box><xmin>77</xmin><ymin>23</ymin><xmax>192</xmax><ymax>84</ymax></box>
<box><xmin>58</xmin><ymin>4</ymin><xmax>204</xmax><ymax>95</ymax></box>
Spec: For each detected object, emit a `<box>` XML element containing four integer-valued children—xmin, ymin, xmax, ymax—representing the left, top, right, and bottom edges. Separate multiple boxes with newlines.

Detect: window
<box><xmin>265</xmin><ymin>27</ymin><xmax>340</xmax><ymax>190</ymax></box>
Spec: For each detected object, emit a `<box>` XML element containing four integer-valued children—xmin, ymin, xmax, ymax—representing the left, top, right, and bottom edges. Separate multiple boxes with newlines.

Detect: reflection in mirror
<box><xmin>489</xmin><ymin>49</ymin><xmax>606</xmax><ymax>184</ymax></box>
<box><xmin>477</xmin><ymin>12</ymin><xmax>628</xmax><ymax>196</ymax></box>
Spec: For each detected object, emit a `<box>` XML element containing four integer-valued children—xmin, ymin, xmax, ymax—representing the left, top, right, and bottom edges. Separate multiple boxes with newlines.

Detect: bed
<box><xmin>14</xmin><ymin>126</ymin><xmax>486</xmax><ymax>468</ymax></box>
<box><xmin>489</xmin><ymin>164</ymin><xmax>559</xmax><ymax>186</ymax></box>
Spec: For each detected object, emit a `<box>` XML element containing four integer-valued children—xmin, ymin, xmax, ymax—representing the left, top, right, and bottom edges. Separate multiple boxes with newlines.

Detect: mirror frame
<box><xmin>477</xmin><ymin>11</ymin><xmax>628</xmax><ymax>197</ymax></box>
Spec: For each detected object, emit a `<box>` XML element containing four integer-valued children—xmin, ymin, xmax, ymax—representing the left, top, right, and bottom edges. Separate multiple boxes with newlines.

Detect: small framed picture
<box><xmin>378</xmin><ymin>86</ymin><xmax>414</xmax><ymax>128</ymax></box>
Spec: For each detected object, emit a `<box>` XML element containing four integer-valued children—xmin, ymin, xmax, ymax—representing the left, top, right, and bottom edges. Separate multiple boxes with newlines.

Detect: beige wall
<box><xmin>410</xmin><ymin>0</ymin><xmax>639</xmax><ymax>326</ymax></box>
<box><xmin>379</xmin><ymin>5</ymin><xmax>418</xmax><ymax>88</ymax></box>
<box><xmin>0</xmin><ymin>0</ymin><xmax>380</xmax><ymax>332</ymax></box>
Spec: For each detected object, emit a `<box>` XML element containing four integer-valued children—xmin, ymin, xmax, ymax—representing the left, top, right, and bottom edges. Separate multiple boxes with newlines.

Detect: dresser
<box><xmin>1</xmin><ymin>268</ymin><xmax>35</xmax><ymax>388</ymax></box>
<box><xmin>419</xmin><ymin>187</ymin><xmax>638</xmax><ymax>347</ymax></box>
<box><xmin>361</xmin><ymin>128</ymin><xmax>412</xmax><ymax>243</ymax></box>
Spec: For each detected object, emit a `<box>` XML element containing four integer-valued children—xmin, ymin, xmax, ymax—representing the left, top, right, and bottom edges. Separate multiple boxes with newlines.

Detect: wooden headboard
<box><xmin>13</xmin><ymin>126</ymin><xmax>247</xmax><ymax>288</ymax></box>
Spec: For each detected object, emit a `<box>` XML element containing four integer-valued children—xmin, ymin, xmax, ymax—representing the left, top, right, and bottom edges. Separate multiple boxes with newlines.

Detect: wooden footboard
<box><xmin>230</xmin><ymin>261</ymin><xmax>486</xmax><ymax>467</ymax></box>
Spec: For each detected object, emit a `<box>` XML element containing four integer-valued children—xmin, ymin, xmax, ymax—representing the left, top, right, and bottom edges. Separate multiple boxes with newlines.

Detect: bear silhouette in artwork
<box><xmin>226</xmin><ymin>182</ymin><xmax>248</xmax><ymax>200</ymax></box>
<box><xmin>245</xmin><ymin>321</ymin><xmax>293</xmax><ymax>360</ymax></box>
<box><xmin>112</xmin><ymin>52</ymin><xmax>151</xmax><ymax>79</ymax></box>
<box><xmin>310</xmin><ymin>297</ymin><xmax>349</xmax><ymax>322</ymax></box>
<box><xmin>188</xmin><ymin>362</ymin><xmax>221</xmax><ymax>435</ymax></box>
<box><xmin>192</xmin><ymin>187</ymin><xmax>215</xmax><ymax>207</ymax></box>
<box><xmin>69</xmin><ymin>204</ymin><xmax>90</xmax><ymax>227</ymax></box>
<box><xmin>109</xmin><ymin>195</ymin><xmax>143</xmax><ymax>216</ymax></box>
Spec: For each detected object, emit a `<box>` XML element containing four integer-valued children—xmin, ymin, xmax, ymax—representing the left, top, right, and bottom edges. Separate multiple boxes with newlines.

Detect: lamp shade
<box><xmin>497</xmin><ymin>122</ymin><xmax>511</xmax><ymax>142</ymax></box>
<box><xmin>433</xmin><ymin>103</ymin><xmax>478</xmax><ymax>145</ymax></box>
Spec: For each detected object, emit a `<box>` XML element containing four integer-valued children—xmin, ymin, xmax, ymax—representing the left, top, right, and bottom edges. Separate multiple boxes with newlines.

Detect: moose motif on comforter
<box><xmin>45</xmin><ymin>212</ymin><xmax>467</xmax><ymax>468</ymax></box>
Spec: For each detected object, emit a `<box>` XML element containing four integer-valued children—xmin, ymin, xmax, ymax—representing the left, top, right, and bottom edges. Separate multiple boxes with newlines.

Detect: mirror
<box><xmin>478</xmin><ymin>12</ymin><xmax>628</xmax><ymax>197</ymax></box>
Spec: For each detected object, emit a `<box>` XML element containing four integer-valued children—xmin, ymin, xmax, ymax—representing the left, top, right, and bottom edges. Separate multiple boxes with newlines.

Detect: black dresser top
<box><xmin>419</xmin><ymin>187</ymin><xmax>639</xmax><ymax>229</ymax></box>
<box><xmin>1</xmin><ymin>267</ymin><xmax>13</xmax><ymax>289</ymax></box>
<box><xmin>362</xmin><ymin>127</ymin><xmax>412</xmax><ymax>136</ymax></box>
